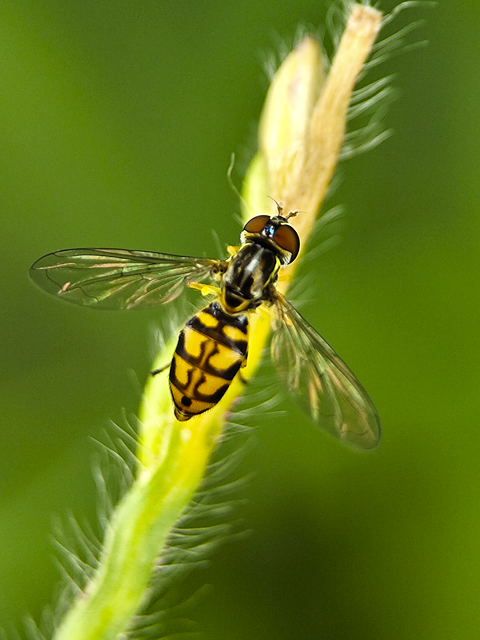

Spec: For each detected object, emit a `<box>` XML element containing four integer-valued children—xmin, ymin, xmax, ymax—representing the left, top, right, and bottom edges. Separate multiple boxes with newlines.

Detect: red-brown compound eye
<box><xmin>273</xmin><ymin>224</ymin><xmax>300</xmax><ymax>262</ymax></box>
<box><xmin>243</xmin><ymin>215</ymin><xmax>270</xmax><ymax>234</ymax></box>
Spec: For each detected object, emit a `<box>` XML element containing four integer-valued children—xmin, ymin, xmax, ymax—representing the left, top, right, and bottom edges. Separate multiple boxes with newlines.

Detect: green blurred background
<box><xmin>1</xmin><ymin>0</ymin><xmax>479</xmax><ymax>638</ymax></box>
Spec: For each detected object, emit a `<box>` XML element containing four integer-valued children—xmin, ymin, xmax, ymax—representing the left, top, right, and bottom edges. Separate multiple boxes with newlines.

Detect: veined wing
<box><xmin>271</xmin><ymin>294</ymin><xmax>381</xmax><ymax>449</ymax></box>
<box><xmin>30</xmin><ymin>248</ymin><xmax>222</xmax><ymax>310</ymax></box>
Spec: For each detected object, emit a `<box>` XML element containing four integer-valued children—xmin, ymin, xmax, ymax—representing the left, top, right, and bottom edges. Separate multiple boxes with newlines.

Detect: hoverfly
<box><xmin>30</xmin><ymin>207</ymin><xmax>381</xmax><ymax>449</ymax></box>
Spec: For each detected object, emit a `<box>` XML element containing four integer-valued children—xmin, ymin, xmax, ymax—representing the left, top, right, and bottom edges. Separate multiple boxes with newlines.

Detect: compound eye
<box><xmin>243</xmin><ymin>215</ymin><xmax>270</xmax><ymax>234</ymax></box>
<box><xmin>273</xmin><ymin>224</ymin><xmax>300</xmax><ymax>262</ymax></box>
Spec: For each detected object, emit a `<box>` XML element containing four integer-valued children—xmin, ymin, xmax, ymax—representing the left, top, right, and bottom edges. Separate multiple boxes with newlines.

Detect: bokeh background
<box><xmin>1</xmin><ymin>1</ymin><xmax>479</xmax><ymax>638</ymax></box>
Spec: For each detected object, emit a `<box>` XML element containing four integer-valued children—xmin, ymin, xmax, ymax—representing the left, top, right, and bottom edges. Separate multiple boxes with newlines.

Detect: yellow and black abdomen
<box><xmin>169</xmin><ymin>300</ymin><xmax>248</xmax><ymax>421</ymax></box>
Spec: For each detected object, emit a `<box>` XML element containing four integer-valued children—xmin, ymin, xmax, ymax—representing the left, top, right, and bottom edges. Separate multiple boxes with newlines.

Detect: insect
<box><xmin>30</xmin><ymin>207</ymin><xmax>381</xmax><ymax>449</ymax></box>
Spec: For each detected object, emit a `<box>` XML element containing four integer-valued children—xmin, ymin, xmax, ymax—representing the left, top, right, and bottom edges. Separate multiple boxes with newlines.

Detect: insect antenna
<box><xmin>267</xmin><ymin>195</ymin><xmax>301</xmax><ymax>221</ymax></box>
<box><xmin>284</xmin><ymin>209</ymin><xmax>300</xmax><ymax>221</ymax></box>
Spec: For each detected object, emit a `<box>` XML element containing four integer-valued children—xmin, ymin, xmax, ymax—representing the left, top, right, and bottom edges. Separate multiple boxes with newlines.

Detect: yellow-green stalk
<box><xmin>53</xmin><ymin>5</ymin><xmax>382</xmax><ymax>639</ymax></box>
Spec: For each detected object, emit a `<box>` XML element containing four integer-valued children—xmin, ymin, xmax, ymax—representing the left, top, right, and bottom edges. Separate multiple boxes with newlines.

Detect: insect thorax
<box><xmin>220</xmin><ymin>242</ymin><xmax>280</xmax><ymax>314</ymax></box>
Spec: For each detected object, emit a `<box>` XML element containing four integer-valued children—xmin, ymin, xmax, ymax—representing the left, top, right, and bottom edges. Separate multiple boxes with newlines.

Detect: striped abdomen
<box><xmin>169</xmin><ymin>301</ymin><xmax>248</xmax><ymax>421</ymax></box>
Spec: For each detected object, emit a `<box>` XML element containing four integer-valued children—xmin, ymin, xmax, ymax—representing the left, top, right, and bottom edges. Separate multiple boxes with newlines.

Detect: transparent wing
<box><xmin>271</xmin><ymin>294</ymin><xmax>381</xmax><ymax>449</ymax></box>
<box><xmin>30</xmin><ymin>248</ymin><xmax>222</xmax><ymax>310</ymax></box>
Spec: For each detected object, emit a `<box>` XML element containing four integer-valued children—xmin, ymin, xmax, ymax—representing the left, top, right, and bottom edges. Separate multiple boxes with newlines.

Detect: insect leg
<box><xmin>188</xmin><ymin>282</ymin><xmax>221</xmax><ymax>297</ymax></box>
<box><xmin>151</xmin><ymin>363</ymin><xmax>170</xmax><ymax>376</ymax></box>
